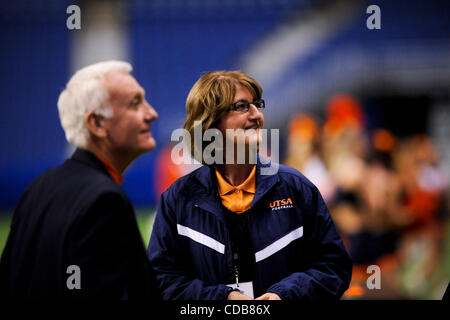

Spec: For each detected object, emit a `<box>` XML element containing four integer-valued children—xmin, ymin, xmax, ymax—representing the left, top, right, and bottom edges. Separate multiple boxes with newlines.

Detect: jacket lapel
<box><xmin>184</xmin><ymin>165</ymin><xmax>226</xmax><ymax>221</ymax></box>
<box><xmin>251</xmin><ymin>156</ymin><xmax>280</xmax><ymax>208</ymax></box>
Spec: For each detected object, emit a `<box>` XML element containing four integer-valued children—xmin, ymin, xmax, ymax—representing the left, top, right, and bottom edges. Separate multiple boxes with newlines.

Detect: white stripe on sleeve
<box><xmin>176</xmin><ymin>224</ymin><xmax>225</xmax><ymax>254</ymax></box>
<box><xmin>255</xmin><ymin>226</ymin><xmax>303</xmax><ymax>263</ymax></box>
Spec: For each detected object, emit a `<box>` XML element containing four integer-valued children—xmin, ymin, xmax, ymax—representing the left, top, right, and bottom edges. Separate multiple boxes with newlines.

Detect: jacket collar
<box><xmin>95</xmin><ymin>153</ymin><xmax>125</xmax><ymax>185</ymax></box>
<box><xmin>70</xmin><ymin>148</ymin><xmax>113</xmax><ymax>181</ymax></box>
<box><xmin>186</xmin><ymin>155</ymin><xmax>279</xmax><ymax>217</ymax></box>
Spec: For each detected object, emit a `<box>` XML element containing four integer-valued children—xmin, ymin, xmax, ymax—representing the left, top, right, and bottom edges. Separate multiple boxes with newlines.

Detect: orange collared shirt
<box><xmin>215</xmin><ymin>165</ymin><xmax>256</xmax><ymax>214</ymax></box>
<box><xmin>95</xmin><ymin>154</ymin><xmax>124</xmax><ymax>185</ymax></box>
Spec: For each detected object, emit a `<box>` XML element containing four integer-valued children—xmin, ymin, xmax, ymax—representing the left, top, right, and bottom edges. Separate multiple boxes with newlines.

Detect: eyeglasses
<box><xmin>230</xmin><ymin>99</ymin><xmax>265</xmax><ymax>113</ymax></box>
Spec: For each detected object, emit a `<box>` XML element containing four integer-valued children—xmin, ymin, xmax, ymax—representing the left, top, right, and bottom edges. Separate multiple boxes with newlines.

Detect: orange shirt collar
<box><xmin>95</xmin><ymin>154</ymin><xmax>124</xmax><ymax>185</ymax></box>
<box><xmin>215</xmin><ymin>165</ymin><xmax>256</xmax><ymax>195</ymax></box>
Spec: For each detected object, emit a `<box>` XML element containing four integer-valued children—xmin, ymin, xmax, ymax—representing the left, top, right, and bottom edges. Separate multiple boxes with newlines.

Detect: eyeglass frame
<box><xmin>229</xmin><ymin>99</ymin><xmax>265</xmax><ymax>113</ymax></box>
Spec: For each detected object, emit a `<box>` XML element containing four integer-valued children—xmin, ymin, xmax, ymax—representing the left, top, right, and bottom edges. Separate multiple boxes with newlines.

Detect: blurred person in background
<box><xmin>314</xmin><ymin>96</ymin><xmax>404</xmax><ymax>298</ymax></box>
<box><xmin>285</xmin><ymin>114</ymin><xmax>337</xmax><ymax>204</ymax></box>
<box><xmin>319</xmin><ymin>97</ymin><xmax>410</xmax><ymax>298</ymax></box>
<box><xmin>0</xmin><ymin>61</ymin><xmax>160</xmax><ymax>298</ymax></box>
<box><xmin>392</xmin><ymin>135</ymin><xmax>448</xmax><ymax>298</ymax></box>
<box><xmin>154</xmin><ymin>142</ymin><xmax>202</xmax><ymax>198</ymax></box>
<box><xmin>148</xmin><ymin>70</ymin><xmax>352</xmax><ymax>300</ymax></box>
<box><xmin>284</xmin><ymin>94</ymin><xmax>448</xmax><ymax>299</ymax></box>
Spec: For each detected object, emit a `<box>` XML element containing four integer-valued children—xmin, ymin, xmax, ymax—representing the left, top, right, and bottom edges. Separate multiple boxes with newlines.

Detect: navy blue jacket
<box><xmin>148</xmin><ymin>159</ymin><xmax>352</xmax><ymax>300</ymax></box>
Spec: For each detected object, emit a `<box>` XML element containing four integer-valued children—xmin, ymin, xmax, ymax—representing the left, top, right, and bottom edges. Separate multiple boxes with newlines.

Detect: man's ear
<box><xmin>85</xmin><ymin>111</ymin><xmax>107</xmax><ymax>139</ymax></box>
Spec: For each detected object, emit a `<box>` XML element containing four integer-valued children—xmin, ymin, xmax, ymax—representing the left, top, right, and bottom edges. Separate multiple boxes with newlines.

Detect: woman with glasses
<box><xmin>148</xmin><ymin>70</ymin><xmax>352</xmax><ymax>300</ymax></box>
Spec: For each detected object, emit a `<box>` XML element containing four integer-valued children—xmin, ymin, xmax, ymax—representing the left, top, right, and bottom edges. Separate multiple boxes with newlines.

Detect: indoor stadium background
<box><xmin>0</xmin><ymin>0</ymin><xmax>449</xmax><ymax>299</ymax></box>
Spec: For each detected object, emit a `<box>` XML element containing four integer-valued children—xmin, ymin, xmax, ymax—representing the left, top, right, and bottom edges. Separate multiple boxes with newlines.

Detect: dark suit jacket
<box><xmin>0</xmin><ymin>148</ymin><xmax>159</xmax><ymax>299</ymax></box>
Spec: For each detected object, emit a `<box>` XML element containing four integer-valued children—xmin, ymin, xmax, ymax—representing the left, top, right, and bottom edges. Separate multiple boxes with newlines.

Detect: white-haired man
<box><xmin>0</xmin><ymin>61</ymin><xmax>159</xmax><ymax>298</ymax></box>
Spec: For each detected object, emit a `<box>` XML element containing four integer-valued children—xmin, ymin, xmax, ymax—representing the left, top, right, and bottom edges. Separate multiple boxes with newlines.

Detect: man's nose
<box><xmin>144</xmin><ymin>100</ymin><xmax>158</xmax><ymax>121</ymax></box>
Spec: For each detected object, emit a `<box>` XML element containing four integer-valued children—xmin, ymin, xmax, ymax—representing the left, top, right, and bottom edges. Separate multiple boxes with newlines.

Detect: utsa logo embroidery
<box><xmin>269</xmin><ymin>198</ymin><xmax>294</xmax><ymax>211</ymax></box>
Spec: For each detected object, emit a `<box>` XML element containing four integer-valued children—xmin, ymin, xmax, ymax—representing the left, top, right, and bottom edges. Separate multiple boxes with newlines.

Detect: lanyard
<box><xmin>233</xmin><ymin>252</ymin><xmax>240</xmax><ymax>287</ymax></box>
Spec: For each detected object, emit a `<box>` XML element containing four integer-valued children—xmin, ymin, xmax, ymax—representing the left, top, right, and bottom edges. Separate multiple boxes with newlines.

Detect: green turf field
<box><xmin>0</xmin><ymin>213</ymin><xmax>11</xmax><ymax>255</ymax></box>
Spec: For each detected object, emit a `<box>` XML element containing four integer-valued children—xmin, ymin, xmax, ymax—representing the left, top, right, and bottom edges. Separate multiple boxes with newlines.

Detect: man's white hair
<box><xmin>57</xmin><ymin>60</ymin><xmax>132</xmax><ymax>148</ymax></box>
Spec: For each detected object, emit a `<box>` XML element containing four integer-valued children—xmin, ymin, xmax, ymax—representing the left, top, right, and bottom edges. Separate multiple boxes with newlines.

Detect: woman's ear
<box><xmin>85</xmin><ymin>111</ymin><xmax>107</xmax><ymax>139</ymax></box>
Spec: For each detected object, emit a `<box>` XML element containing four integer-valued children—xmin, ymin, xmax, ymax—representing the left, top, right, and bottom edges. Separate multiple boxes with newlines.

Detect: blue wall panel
<box><xmin>0</xmin><ymin>1</ymin><xmax>70</xmax><ymax>208</ymax></box>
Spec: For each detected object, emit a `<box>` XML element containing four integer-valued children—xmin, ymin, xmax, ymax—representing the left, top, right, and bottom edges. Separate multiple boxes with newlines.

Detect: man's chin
<box><xmin>140</xmin><ymin>138</ymin><xmax>157</xmax><ymax>153</ymax></box>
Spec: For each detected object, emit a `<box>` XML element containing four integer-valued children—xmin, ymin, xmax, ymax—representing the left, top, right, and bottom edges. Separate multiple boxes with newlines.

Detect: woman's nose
<box><xmin>248</xmin><ymin>103</ymin><xmax>261</xmax><ymax>119</ymax></box>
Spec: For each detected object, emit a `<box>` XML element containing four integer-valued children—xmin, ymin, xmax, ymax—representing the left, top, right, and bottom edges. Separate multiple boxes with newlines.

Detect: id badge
<box><xmin>227</xmin><ymin>281</ymin><xmax>254</xmax><ymax>299</ymax></box>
